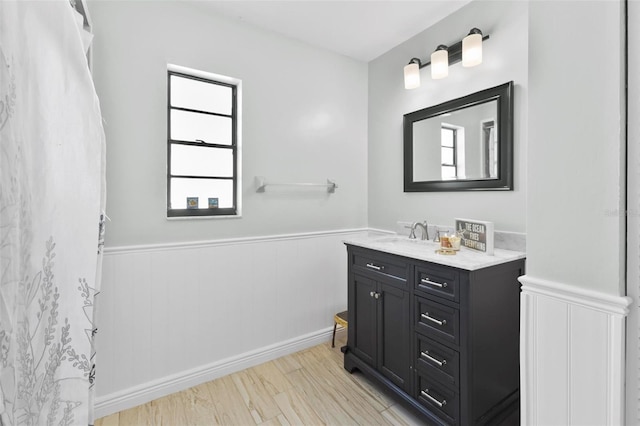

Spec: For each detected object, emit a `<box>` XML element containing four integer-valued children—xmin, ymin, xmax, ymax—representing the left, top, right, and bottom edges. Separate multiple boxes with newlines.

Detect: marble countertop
<box><xmin>343</xmin><ymin>234</ymin><xmax>525</xmax><ymax>271</ymax></box>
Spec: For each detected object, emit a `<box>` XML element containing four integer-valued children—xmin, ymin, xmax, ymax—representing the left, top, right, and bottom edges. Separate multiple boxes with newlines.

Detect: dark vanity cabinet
<box><xmin>344</xmin><ymin>244</ymin><xmax>525</xmax><ymax>426</ymax></box>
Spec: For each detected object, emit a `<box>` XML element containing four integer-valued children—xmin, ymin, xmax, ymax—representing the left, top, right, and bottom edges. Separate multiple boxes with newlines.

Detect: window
<box><xmin>441</xmin><ymin>125</ymin><xmax>458</xmax><ymax>180</ymax></box>
<box><xmin>167</xmin><ymin>68</ymin><xmax>240</xmax><ymax>217</ymax></box>
<box><xmin>481</xmin><ymin>119</ymin><xmax>498</xmax><ymax>178</ymax></box>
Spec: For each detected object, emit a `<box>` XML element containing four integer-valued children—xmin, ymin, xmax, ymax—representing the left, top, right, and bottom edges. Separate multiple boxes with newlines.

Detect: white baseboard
<box><xmin>95</xmin><ymin>327</ymin><xmax>335</xmax><ymax>419</ymax></box>
<box><xmin>519</xmin><ymin>275</ymin><xmax>631</xmax><ymax>426</ymax></box>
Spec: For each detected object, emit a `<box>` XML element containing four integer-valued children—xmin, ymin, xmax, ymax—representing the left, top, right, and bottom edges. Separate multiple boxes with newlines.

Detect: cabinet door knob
<box><xmin>374</xmin><ymin>292</ymin><xmax>380</xmax><ymax>299</ymax></box>
<box><xmin>370</xmin><ymin>291</ymin><xmax>375</xmax><ymax>297</ymax></box>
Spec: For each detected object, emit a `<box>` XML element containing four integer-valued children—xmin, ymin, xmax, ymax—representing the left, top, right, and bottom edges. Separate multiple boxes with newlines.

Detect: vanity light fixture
<box><xmin>462</xmin><ymin>28</ymin><xmax>483</xmax><ymax>67</ymax></box>
<box><xmin>431</xmin><ymin>45</ymin><xmax>449</xmax><ymax>79</ymax></box>
<box><xmin>403</xmin><ymin>28</ymin><xmax>489</xmax><ymax>89</ymax></box>
<box><xmin>403</xmin><ymin>59</ymin><xmax>421</xmax><ymax>89</ymax></box>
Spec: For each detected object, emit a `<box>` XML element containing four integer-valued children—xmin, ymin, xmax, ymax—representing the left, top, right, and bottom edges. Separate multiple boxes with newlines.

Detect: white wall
<box><xmin>412</xmin><ymin>118</ymin><xmax>443</xmax><ymax>181</ymax></box>
<box><xmin>90</xmin><ymin>0</ymin><xmax>368</xmax><ymax>247</ymax></box>
<box><xmin>89</xmin><ymin>1</ymin><xmax>368</xmax><ymax>414</ymax></box>
<box><xmin>527</xmin><ymin>0</ymin><xmax>625</xmax><ymax>296</ymax></box>
<box><xmin>520</xmin><ymin>2</ymin><xmax>629</xmax><ymax>424</ymax></box>
<box><xmin>367</xmin><ymin>0</ymin><xmax>528</xmax><ymax>234</ymax></box>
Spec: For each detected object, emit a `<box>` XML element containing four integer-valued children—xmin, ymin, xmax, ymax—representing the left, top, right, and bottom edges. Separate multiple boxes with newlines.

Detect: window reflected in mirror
<box><xmin>441</xmin><ymin>126</ymin><xmax>458</xmax><ymax>180</ymax></box>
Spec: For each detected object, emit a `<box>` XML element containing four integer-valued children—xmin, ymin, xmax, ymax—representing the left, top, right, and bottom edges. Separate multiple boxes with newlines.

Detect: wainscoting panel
<box><xmin>520</xmin><ymin>275</ymin><xmax>631</xmax><ymax>426</ymax></box>
<box><xmin>95</xmin><ymin>229</ymin><xmax>371</xmax><ymax>418</ymax></box>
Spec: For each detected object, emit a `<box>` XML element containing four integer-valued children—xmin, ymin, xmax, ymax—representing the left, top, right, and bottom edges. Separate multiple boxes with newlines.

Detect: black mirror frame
<box><xmin>403</xmin><ymin>81</ymin><xmax>514</xmax><ymax>192</ymax></box>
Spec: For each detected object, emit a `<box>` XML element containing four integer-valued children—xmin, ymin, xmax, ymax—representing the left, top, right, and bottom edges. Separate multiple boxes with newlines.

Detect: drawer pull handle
<box><xmin>421</xmin><ymin>390</ymin><xmax>447</xmax><ymax>408</ymax></box>
<box><xmin>421</xmin><ymin>278</ymin><xmax>447</xmax><ymax>288</ymax></box>
<box><xmin>421</xmin><ymin>313</ymin><xmax>447</xmax><ymax>326</ymax></box>
<box><xmin>421</xmin><ymin>350</ymin><xmax>447</xmax><ymax>366</ymax></box>
<box><xmin>366</xmin><ymin>263</ymin><xmax>384</xmax><ymax>271</ymax></box>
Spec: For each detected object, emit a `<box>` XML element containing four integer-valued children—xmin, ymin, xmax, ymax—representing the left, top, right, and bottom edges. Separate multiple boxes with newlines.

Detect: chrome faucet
<box><xmin>410</xmin><ymin>221</ymin><xmax>429</xmax><ymax>241</ymax></box>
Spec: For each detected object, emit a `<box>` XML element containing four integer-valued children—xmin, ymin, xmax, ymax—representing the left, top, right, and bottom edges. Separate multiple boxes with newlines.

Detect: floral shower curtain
<box><xmin>0</xmin><ymin>1</ymin><xmax>106</xmax><ymax>425</ymax></box>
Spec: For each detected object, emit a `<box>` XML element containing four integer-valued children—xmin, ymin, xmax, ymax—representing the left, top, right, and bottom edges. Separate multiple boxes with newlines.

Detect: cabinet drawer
<box><xmin>351</xmin><ymin>250</ymin><xmax>408</xmax><ymax>283</ymax></box>
<box><xmin>415</xmin><ymin>264</ymin><xmax>459</xmax><ymax>302</ymax></box>
<box><xmin>416</xmin><ymin>373</ymin><xmax>460</xmax><ymax>425</ymax></box>
<box><xmin>416</xmin><ymin>334</ymin><xmax>459</xmax><ymax>389</ymax></box>
<box><xmin>415</xmin><ymin>297</ymin><xmax>459</xmax><ymax>347</ymax></box>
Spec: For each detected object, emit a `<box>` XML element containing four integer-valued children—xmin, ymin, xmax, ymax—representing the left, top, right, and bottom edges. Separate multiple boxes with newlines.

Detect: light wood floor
<box><xmin>95</xmin><ymin>330</ymin><xmax>426</xmax><ymax>426</ymax></box>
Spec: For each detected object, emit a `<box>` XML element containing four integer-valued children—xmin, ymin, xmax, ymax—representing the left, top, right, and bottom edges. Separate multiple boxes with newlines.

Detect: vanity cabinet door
<box><xmin>348</xmin><ymin>274</ymin><xmax>377</xmax><ymax>368</ymax></box>
<box><xmin>378</xmin><ymin>281</ymin><xmax>411</xmax><ymax>391</ymax></box>
<box><xmin>348</xmin><ymin>273</ymin><xmax>411</xmax><ymax>392</ymax></box>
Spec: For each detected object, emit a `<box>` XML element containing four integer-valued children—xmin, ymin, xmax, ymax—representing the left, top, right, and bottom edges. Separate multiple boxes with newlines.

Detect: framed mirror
<box><xmin>404</xmin><ymin>81</ymin><xmax>514</xmax><ymax>192</ymax></box>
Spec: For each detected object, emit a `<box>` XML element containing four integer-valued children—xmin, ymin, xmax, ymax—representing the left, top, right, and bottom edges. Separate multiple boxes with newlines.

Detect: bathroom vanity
<box><xmin>343</xmin><ymin>235</ymin><xmax>525</xmax><ymax>425</ymax></box>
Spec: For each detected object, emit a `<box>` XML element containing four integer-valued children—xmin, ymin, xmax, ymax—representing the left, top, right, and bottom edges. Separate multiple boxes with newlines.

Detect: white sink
<box><xmin>373</xmin><ymin>235</ymin><xmax>437</xmax><ymax>247</ymax></box>
<box><xmin>374</xmin><ymin>236</ymin><xmax>417</xmax><ymax>243</ymax></box>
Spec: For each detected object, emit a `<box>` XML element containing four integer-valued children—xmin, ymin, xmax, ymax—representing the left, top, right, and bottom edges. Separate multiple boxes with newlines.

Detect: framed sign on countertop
<box><xmin>455</xmin><ymin>218</ymin><xmax>494</xmax><ymax>255</ymax></box>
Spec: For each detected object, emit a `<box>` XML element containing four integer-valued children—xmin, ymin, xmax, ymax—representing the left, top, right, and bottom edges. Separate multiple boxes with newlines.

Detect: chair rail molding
<box><xmin>519</xmin><ymin>275</ymin><xmax>631</xmax><ymax>426</ymax></box>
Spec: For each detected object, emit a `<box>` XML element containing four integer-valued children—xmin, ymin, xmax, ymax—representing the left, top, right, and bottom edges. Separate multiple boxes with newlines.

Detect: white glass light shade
<box><xmin>462</xmin><ymin>32</ymin><xmax>483</xmax><ymax>67</ymax></box>
<box><xmin>404</xmin><ymin>63</ymin><xmax>420</xmax><ymax>89</ymax></box>
<box><xmin>430</xmin><ymin>48</ymin><xmax>448</xmax><ymax>79</ymax></box>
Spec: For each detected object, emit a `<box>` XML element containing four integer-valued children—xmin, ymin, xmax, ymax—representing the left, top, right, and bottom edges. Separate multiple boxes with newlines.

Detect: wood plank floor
<box><xmin>95</xmin><ymin>330</ymin><xmax>427</xmax><ymax>426</ymax></box>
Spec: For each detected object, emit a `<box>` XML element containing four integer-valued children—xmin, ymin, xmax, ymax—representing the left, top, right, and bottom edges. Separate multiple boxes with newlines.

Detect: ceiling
<box><xmin>192</xmin><ymin>0</ymin><xmax>472</xmax><ymax>62</ymax></box>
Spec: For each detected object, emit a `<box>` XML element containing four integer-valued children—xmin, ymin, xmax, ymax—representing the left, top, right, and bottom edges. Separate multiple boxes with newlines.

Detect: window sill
<box><xmin>166</xmin><ymin>214</ymin><xmax>242</xmax><ymax>221</ymax></box>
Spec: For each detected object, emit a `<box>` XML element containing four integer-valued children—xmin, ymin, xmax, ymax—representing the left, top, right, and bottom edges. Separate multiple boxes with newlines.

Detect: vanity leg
<box><xmin>343</xmin><ymin>352</ymin><xmax>357</xmax><ymax>373</ymax></box>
